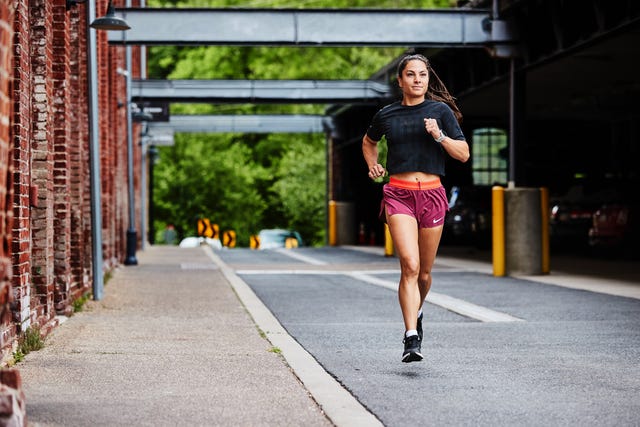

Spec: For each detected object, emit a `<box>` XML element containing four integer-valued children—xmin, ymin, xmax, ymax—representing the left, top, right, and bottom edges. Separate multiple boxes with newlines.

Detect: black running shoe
<box><xmin>417</xmin><ymin>312</ymin><xmax>423</xmax><ymax>341</ymax></box>
<box><xmin>402</xmin><ymin>335</ymin><xmax>423</xmax><ymax>363</ymax></box>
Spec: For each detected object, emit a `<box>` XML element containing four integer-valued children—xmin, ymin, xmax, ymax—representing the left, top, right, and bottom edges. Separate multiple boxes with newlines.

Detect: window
<box><xmin>472</xmin><ymin>128</ymin><xmax>507</xmax><ymax>185</ymax></box>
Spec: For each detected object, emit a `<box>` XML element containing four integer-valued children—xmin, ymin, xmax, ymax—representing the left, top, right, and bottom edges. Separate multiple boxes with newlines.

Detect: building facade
<box><xmin>0</xmin><ymin>0</ymin><xmax>142</xmax><ymax>363</ymax></box>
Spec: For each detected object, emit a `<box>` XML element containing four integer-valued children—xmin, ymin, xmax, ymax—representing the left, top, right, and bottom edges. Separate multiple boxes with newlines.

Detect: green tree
<box><xmin>154</xmin><ymin>133</ymin><xmax>269</xmax><ymax>245</ymax></box>
<box><xmin>271</xmin><ymin>134</ymin><xmax>326</xmax><ymax>243</ymax></box>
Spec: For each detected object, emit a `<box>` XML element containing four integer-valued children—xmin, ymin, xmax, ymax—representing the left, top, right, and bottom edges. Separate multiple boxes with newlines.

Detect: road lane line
<box><xmin>348</xmin><ymin>272</ymin><xmax>523</xmax><ymax>323</ymax></box>
<box><xmin>236</xmin><ymin>269</ymin><xmax>399</xmax><ymax>275</ymax></box>
<box><xmin>275</xmin><ymin>248</ymin><xmax>328</xmax><ymax>265</ymax></box>
<box><xmin>236</xmin><ymin>267</ymin><xmax>523</xmax><ymax>323</ymax></box>
<box><xmin>203</xmin><ymin>246</ymin><xmax>383</xmax><ymax>427</ymax></box>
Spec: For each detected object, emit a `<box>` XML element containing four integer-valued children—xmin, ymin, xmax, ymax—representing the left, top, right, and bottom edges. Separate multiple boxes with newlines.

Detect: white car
<box><xmin>179</xmin><ymin>236</ymin><xmax>222</xmax><ymax>250</ymax></box>
<box><xmin>257</xmin><ymin>229</ymin><xmax>303</xmax><ymax>250</ymax></box>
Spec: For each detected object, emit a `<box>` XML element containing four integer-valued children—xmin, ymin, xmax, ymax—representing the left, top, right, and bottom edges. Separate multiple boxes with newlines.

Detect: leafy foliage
<box><xmin>271</xmin><ymin>134</ymin><xmax>327</xmax><ymax>242</ymax></box>
<box><xmin>154</xmin><ymin>134</ymin><xmax>269</xmax><ymax>245</ymax></box>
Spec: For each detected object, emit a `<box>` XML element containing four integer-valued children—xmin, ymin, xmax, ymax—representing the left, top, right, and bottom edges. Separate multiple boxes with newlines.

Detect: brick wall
<box><xmin>52</xmin><ymin>1</ymin><xmax>72</xmax><ymax>315</ymax></box>
<box><xmin>66</xmin><ymin>3</ymin><xmax>92</xmax><ymax>308</ymax></box>
<box><xmin>10</xmin><ymin>0</ymin><xmax>30</xmax><ymax>348</ymax></box>
<box><xmin>0</xmin><ymin>1</ymin><xmax>16</xmax><ymax>354</ymax></box>
<box><xmin>0</xmin><ymin>0</ymin><xmax>142</xmax><ymax>362</ymax></box>
<box><xmin>30</xmin><ymin>0</ymin><xmax>56</xmax><ymax>333</ymax></box>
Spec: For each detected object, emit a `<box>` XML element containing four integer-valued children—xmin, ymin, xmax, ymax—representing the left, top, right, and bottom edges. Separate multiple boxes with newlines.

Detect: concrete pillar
<box><xmin>335</xmin><ymin>201</ymin><xmax>355</xmax><ymax>246</ymax></box>
<box><xmin>505</xmin><ymin>188</ymin><xmax>542</xmax><ymax>275</ymax></box>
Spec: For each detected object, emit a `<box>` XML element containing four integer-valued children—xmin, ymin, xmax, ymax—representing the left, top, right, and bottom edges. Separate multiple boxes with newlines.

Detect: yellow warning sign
<box><xmin>222</xmin><ymin>230</ymin><xmax>236</xmax><ymax>248</ymax></box>
<box><xmin>197</xmin><ymin>218</ymin><xmax>219</xmax><ymax>239</ymax></box>
<box><xmin>249</xmin><ymin>235</ymin><xmax>260</xmax><ymax>249</ymax></box>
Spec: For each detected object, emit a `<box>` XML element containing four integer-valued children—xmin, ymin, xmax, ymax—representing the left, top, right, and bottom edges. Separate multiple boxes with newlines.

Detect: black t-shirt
<box><xmin>366</xmin><ymin>99</ymin><xmax>465</xmax><ymax>176</ymax></box>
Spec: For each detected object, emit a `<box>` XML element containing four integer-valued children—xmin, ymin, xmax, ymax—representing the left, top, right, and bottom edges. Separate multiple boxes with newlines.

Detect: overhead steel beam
<box><xmin>147</xmin><ymin>115</ymin><xmax>330</xmax><ymax>135</ymax></box>
<box><xmin>132</xmin><ymin>79</ymin><xmax>392</xmax><ymax>104</ymax></box>
<box><xmin>109</xmin><ymin>8</ymin><xmax>511</xmax><ymax>47</ymax></box>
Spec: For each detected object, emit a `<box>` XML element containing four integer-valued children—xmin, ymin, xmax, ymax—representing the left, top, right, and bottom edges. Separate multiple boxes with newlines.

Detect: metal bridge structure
<box><xmin>118</xmin><ymin>6</ymin><xmax>517</xmax><ymax>136</ymax></box>
<box><xmin>145</xmin><ymin>115</ymin><xmax>330</xmax><ymax>143</ymax></box>
<box><xmin>109</xmin><ymin>7</ymin><xmax>512</xmax><ymax>48</ymax></box>
<box><xmin>131</xmin><ymin>79</ymin><xmax>393</xmax><ymax>104</ymax></box>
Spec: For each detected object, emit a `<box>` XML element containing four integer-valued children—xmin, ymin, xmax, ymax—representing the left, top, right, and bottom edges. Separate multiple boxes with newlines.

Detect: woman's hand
<box><xmin>368</xmin><ymin>163</ymin><xmax>386</xmax><ymax>180</ymax></box>
<box><xmin>423</xmin><ymin>117</ymin><xmax>469</xmax><ymax>162</ymax></box>
<box><xmin>423</xmin><ymin>118</ymin><xmax>441</xmax><ymax>140</ymax></box>
<box><xmin>362</xmin><ymin>135</ymin><xmax>386</xmax><ymax>179</ymax></box>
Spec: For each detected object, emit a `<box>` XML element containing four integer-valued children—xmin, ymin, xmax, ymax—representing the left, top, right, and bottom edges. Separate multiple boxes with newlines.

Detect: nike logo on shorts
<box><xmin>433</xmin><ymin>217</ymin><xmax>444</xmax><ymax>224</ymax></box>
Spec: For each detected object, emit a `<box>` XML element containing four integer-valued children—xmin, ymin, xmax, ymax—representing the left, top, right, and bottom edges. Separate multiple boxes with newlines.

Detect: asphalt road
<box><xmin>217</xmin><ymin>246</ymin><xmax>640</xmax><ymax>427</ymax></box>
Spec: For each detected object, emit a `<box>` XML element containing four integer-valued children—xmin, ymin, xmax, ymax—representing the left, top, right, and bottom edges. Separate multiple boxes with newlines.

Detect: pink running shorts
<box><xmin>380</xmin><ymin>177</ymin><xmax>449</xmax><ymax>229</ymax></box>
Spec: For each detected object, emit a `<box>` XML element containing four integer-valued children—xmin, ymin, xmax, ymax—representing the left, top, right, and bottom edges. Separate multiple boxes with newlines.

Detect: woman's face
<box><xmin>398</xmin><ymin>59</ymin><xmax>429</xmax><ymax>101</ymax></box>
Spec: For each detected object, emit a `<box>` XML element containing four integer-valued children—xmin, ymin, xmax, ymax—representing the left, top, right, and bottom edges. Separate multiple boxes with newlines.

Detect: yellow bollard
<box><xmin>328</xmin><ymin>200</ymin><xmax>337</xmax><ymax>246</ymax></box>
<box><xmin>540</xmin><ymin>187</ymin><xmax>550</xmax><ymax>274</ymax></box>
<box><xmin>384</xmin><ymin>223</ymin><xmax>394</xmax><ymax>257</ymax></box>
<box><xmin>285</xmin><ymin>236</ymin><xmax>299</xmax><ymax>249</ymax></box>
<box><xmin>492</xmin><ymin>186</ymin><xmax>506</xmax><ymax>276</ymax></box>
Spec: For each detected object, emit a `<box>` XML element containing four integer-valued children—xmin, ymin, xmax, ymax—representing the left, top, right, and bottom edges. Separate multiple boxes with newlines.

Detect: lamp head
<box><xmin>90</xmin><ymin>2</ymin><xmax>131</xmax><ymax>31</ymax></box>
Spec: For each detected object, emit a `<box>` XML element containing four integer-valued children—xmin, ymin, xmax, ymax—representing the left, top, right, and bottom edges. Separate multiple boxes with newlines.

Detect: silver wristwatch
<box><xmin>435</xmin><ymin>130</ymin><xmax>446</xmax><ymax>143</ymax></box>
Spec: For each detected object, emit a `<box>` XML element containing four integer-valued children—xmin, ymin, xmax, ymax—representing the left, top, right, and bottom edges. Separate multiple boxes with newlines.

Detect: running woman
<box><xmin>362</xmin><ymin>54</ymin><xmax>470</xmax><ymax>362</ymax></box>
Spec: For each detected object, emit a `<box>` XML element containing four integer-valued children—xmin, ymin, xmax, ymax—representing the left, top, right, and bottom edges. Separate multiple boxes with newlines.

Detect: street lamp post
<box><xmin>123</xmin><ymin>36</ymin><xmax>138</xmax><ymax>265</ymax></box>
<box><xmin>147</xmin><ymin>144</ymin><xmax>159</xmax><ymax>244</ymax></box>
<box><xmin>139</xmin><ymin>124</ymin><xmax>149</xmax><ymax>250</ymax></box>
<box><xmin>85</xmin><ymin>0</ymin><xmax>131</xmax><ymax>297</ymax></box>
<box><xmin>86</xmin><ymin>0</ymin><xmax>104</xmax><ymax>300</ymax></box>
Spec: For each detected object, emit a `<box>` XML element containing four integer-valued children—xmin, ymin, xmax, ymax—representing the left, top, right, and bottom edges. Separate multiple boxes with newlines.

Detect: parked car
<box><xmin>588</xmin><ymin>193</ymin><xmax>640</xmax><ymax>256</ymax></box>
<box><xmin>443</xmin><ymin>185</ymin><xmax>493</xmax><ymax>247</ymax></box>
<box><xmin>549</xmin><ymin>182</ymin><xmax>622</xmax><ymax>249</ymax></box>
<box><xmin>179</xmin><ymin>236</ymin><xmax>222</xmax><ymax>250</ymax></box>
<box><xmin>257</xmin><ymin>229</ymin><xmax>303</xmax><ymax>250</ymax></box>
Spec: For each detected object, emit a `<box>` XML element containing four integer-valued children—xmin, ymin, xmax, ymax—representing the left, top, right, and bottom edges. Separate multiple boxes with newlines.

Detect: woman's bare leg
<box><xmin>387</xmin><ymin>213</ymin><xmax>421</xmax><ymax>332</ymax></box>
<box><xmin>417</xmin><ymin>225</ymin><xmax>444</xmax><ymax>306</ymax></box>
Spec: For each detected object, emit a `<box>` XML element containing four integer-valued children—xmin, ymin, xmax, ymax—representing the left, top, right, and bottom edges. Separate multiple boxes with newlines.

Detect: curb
<box><xmin>203</xmin><ymin>246</ymin><xmax>383</xmax><ymax>427</ymax></box>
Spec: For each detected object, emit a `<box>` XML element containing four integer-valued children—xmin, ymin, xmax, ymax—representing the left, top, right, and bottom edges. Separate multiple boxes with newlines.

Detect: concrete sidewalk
<box><xmin>19</xmin><ymin>246</ymin><xmax>334</xmax><ymax>427</ymax></box>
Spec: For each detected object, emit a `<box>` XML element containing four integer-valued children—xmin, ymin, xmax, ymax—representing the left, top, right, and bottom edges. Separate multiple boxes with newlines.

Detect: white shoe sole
<box><xmin>402</xmin><ymin>350</ymin><xmax>424</xmax><ymax>363</ymax></box>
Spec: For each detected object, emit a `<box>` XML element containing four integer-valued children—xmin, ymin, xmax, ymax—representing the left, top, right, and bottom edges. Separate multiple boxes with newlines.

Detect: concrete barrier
<box><xmin>328</xmin><ymin>201</ymin><xmax>356</xmax><ymax>246</ymax></box>
<box><xmin>505</xmin><ymin>187</ymin><xmax>543</xmax><ymax>275</ymax></box>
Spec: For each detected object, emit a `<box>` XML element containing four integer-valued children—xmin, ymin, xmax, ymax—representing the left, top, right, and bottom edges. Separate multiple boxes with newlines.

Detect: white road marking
<box><xmin>274</xmin><ymin>248</ymin><xmax>328</xmax><ymax>265</ymax></box>
<box><xmin>237</xmin><ymin>269</ymin><xmax>523</xmax><ymax>323</ymax></box>
<box><xmin>258</xmin><ymin>249</ymin><xmax>522</xmax><ymax>322</ymax></box>
<box><xmin>236</xmin><ymin>269</ymin><xmax>398</xmax><ymax>275</ymax></box>
<box><xmin>180</xmin><ymin>262</ymin><xmax>218</xmax><ymax>270</ymax></box>
<box><xmin>348</xmin><ymin>272</ymin><xmax>523</xmax><ymax>323</ymax></box>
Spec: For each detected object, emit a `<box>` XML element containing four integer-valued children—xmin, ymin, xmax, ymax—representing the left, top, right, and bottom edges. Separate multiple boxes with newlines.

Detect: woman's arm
<box><xmin>439</xmin><ymin>135</ymin><xmax>470</xmax><ymax>163</ymax></box>
<box><xmin>362</xmin><ymin>134</ymin><xmax>386</xmax><ymax>179</ymax></box>
<box><xmin>424</xmin><ymin>116</ymin><xmax>470</xmax><ymax>163</ymax></box>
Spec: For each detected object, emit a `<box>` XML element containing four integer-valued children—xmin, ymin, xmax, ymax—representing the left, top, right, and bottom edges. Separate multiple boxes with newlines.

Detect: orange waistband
<box><xmin>388</xmin><ymin>176</ymin><xmax>441</xmax><ymax>190</ymax></box>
